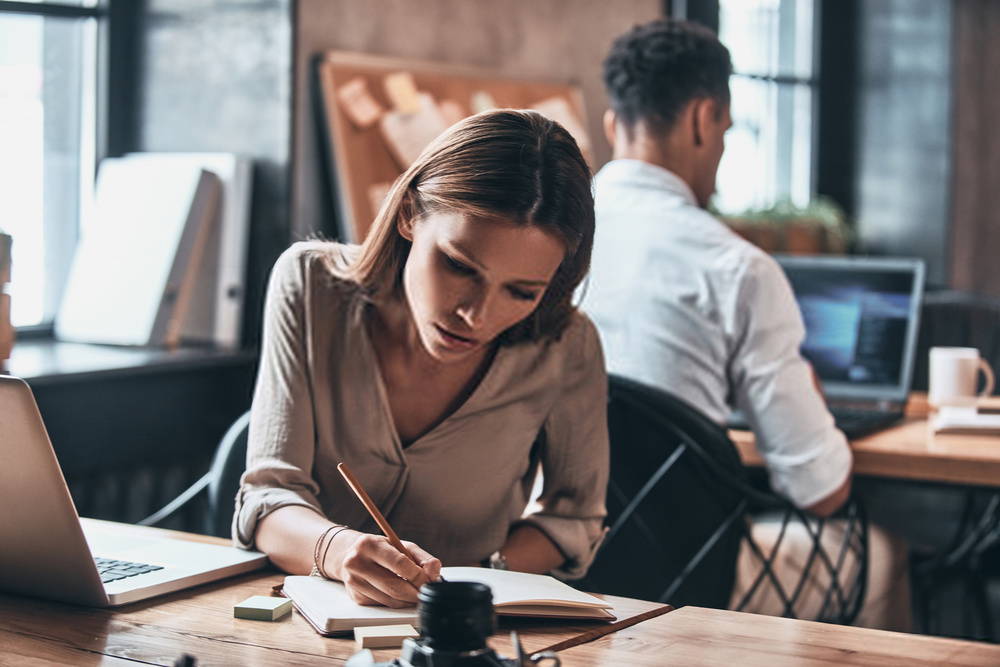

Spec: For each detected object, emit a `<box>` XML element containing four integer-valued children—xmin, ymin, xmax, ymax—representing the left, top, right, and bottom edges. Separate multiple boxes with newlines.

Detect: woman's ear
<box><xmin>396</xmin><ymin>190</ymin><xmax>417</xmax><ymax>241</ymax></box>
<box><xmin>396</xmin><ymin>215</ymin><xmax>414</xmax><ymax>241</ymax></box>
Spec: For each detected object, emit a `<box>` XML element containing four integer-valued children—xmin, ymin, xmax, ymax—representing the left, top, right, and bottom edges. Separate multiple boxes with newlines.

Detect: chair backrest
<box><xmin>579</xmin><ymin>375</ymin><xmax>748</xmax><ymax>608</ymax></box>
<box><xmin>582</xmin><ymin>375</ymin><xmax>868</xmax><ymax>625</ymax></box>
<box><xmin>206</xmin><ymin>411</ymin><xmax>250</xmax><ymax>538</ymax></box>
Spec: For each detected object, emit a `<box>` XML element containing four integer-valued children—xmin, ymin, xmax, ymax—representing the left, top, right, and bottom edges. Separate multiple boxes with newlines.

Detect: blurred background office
<box><xmin>2</xmin><ymin>0</ymin><xmax>999</xmax><ymax>644</ymax></box>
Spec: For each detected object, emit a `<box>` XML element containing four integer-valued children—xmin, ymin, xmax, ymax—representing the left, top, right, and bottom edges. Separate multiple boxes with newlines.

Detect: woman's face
<box><xmin>399</xmin><ymin>211</ymin><xmax>565</xmax><ymax>363</ymax></box>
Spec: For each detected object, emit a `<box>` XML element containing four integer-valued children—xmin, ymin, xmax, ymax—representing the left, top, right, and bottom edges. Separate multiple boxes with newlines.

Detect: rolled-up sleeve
<box><xmin>233</xmin><ymin>246</ymin><xmax>325</xmax><ymax>549</ymax></box>
<box><xmin>517</xmin><ymin>315</ymin><xmax>609</xmax><ymax>579</ymax></box>
<box><xmin>728</xmin><ymin>253</ymin><xmax>852</xmax><ymax>509</ymax></box>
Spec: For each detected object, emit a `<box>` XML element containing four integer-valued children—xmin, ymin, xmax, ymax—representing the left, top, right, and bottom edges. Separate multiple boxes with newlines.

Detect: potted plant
<box><xmin>0</xmin><ymin>230</ymin><xmax>12</xmax><ymax>361</ymax></box>
<box><xmin>719</xmin><ymin>196</ymin><xmax>852</xmax><ymax>255</ymax></box>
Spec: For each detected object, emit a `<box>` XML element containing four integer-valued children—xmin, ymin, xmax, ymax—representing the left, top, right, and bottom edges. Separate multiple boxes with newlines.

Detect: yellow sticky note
<box><xmin>384</xmin><ymin>72</ymin><xmax>421</xmax><ymax>114</ymax></box>
<box><xmin>234</xmin><ymin>595</ymin><xmax>292</xmax><ymax>621</ymax></box>
<box><xmin>354</xmin><ymin>623</ymin><xmax>419</xmax><ymax>649</ymax></box>
<box><xmin>337</xmin><ymin>77</ymin><xmax>384</xmax><ymax>128</ymax></box>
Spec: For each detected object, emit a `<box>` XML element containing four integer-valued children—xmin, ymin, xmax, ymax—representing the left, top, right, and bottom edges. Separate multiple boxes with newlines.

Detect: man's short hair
<box><xmin>603</xmin><ymin>19</ymin><xmax>733</xmax><ymax>134</ymax></box>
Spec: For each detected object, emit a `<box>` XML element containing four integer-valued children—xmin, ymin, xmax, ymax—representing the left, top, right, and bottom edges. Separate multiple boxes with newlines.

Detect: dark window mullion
<box><xmin>734</xmin><ymin>72</ymin><xmax>816</xmax><ymax>87</ymax></box>
<box><xmin>0</xmin><ymin>1</ymin><xmax>103</xmax><ymax>19</ymax></box>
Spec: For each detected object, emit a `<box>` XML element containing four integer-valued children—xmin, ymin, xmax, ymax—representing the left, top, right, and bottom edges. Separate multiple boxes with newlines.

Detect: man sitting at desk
<box><xmin>582</xmin><ymin>18</ymin><xmax>908</xmax><ymax>629</ymax></box>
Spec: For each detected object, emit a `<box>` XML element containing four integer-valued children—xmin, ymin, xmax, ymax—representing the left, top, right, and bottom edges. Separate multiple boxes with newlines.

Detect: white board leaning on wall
<box><xmin>55</xmin><ymin>153</ymin><xmax>252</xmax><ymax>349</ymax></box>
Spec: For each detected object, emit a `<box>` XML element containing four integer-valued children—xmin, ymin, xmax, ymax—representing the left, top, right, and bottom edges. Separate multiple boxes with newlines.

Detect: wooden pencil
<box><xmin>336</xmin><ymin>462</ymin><xmax>422</xmax><ymax>570</ymax></box>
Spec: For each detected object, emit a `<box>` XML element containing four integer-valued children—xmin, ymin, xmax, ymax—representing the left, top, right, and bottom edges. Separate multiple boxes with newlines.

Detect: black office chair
<box><xmin>909</xmin><ymin>290</ymin><xmax>1000</xmax><ymax>640</ymax></box>
<box><xmin>139</xmin><ymin>411</ymin><xmax>250</xmax><ymax>538</ymax></box>
<box><xmin>580</xmin><ymin>375</ymin><xmax>868</xmax><ymax>625</ymax></box>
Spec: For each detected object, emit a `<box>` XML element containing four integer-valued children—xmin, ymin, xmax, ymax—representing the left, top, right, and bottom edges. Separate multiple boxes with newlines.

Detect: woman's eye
<box><xmin>443</xmin><ymin>254</ymin><xmax>476</xmax><ymax>276</ymax></box>
<box><xmin>509</xmin><ymin>287</ymin><xmax>539</xmax><ymax>302</ymax></box>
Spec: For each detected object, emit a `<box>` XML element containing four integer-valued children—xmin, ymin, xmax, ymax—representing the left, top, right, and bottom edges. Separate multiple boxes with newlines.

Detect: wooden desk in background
<box><xmin>557</xmin><ymin>605</ymin><xmax>1000</xmax><ymax>666</ymax></box>
<box><xmin>730</xmin><ymin>393</ymin><xmax>1000</xmax><ymax>487</ymax></box>
<box><xmin>3</xmin><ymin>521</ymin><xmax>1000</xmax><ymax>665</ymax></box>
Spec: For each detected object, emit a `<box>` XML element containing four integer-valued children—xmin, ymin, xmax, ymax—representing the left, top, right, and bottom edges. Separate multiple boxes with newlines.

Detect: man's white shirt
<box><xmin>582</xmin><ymin>159</ymin><xmax>851</xmax><ymax>508</ymax></box>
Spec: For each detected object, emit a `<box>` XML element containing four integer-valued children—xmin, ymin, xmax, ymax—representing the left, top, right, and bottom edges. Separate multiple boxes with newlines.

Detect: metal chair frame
<box><xmin>139</xmin><ymin>411</ymin><xmax>250</xmax><ymax>537</ymax></box>
<box><xmin>595</xmin><ymin>375</ymin><xmax>869</xmax><ymax>624</ymax></box>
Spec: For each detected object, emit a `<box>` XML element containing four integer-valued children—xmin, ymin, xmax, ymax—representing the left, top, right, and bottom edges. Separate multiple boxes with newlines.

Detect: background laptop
<box><xmin>774</xmin><ymin>254</ymin><xmax>926</xmax><ymax>439</ymax></box>
<box><xmin>0</xmin><ymin>375</ymin><xmax>267</xmax><ymax>607</ymax></box>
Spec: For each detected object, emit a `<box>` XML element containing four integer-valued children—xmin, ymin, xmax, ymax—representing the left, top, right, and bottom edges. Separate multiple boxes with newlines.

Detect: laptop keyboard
<box><xmin>94</xmin><ymin>556</ymin><xmax>163</xmax><ymax>584</ymax></box>
<box><xmin>727</xmin><ymin>407</ymin><xmax>903</xmax><ymax>440</ymax></box>
<box><xmin>829</xmin><ymin>407</ymin><xmax>903</xmax><ymax>439</ymax></box>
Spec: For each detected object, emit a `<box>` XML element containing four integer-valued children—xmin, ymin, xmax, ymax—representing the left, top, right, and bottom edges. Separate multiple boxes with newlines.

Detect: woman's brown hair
<box><xmin>345</xmin><ymin>108</ymin><xmax>594</xmax><ymax>344</ymax></box>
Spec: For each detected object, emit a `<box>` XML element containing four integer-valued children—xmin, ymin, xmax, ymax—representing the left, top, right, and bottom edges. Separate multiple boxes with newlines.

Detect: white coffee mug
<box><xmin>929</xmin><ymin>347</ymin><xmax>995</xmax><ymax>408</ymax></box>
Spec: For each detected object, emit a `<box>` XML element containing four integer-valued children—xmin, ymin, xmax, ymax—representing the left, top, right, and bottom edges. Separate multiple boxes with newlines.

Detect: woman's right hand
<box><xmin>326</xmin><ymin>530</ymin><xmax>442</xmax><ymax>607</ymax></box>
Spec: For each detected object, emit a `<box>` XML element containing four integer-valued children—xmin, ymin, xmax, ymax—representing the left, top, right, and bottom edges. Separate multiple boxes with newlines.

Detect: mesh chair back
<box><xmin>580</xmin><ymin>375</ymin><xmax>747</xmax><ymax>608</ymax></box>
<box><xmin>583</xmin><ymin>376</ymin><xmax>868</xmax><ymax>625</ymax></box>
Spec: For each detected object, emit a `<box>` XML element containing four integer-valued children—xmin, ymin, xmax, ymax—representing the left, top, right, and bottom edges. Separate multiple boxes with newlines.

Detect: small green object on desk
<box><xmin>234</xmin><ymin>595</ymin><xmax>292</xmax><ymax>621</ymax></box>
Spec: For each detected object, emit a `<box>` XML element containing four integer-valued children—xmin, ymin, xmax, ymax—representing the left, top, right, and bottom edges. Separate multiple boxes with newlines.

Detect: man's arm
<box><xmin>728</xmin><ymin>253</ymin><xmax>853</xmax><ymax>514</ymax></box>
<box><xmin>803</xmin><ymin>365</ymin><xmax>851</xmax><ymax>516</ymax></box>
<box><xmin>805</xmin><ymin>476</ymin><xmax>851</xmax><ymax>517</ymax></box>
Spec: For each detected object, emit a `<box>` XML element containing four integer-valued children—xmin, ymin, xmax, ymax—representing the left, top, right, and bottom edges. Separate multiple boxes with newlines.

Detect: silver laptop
<box><xmin>775</xmin><ymin>255</ymin><xmax>926</xmax><ymax>438</ymax></box>
<box><xmin>0</xmin><ymin>375</ymin><xmax>267</xmax><ymax>606</ymax></box>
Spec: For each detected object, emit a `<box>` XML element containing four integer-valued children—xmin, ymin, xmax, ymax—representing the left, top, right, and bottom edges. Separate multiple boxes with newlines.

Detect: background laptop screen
<box><xmin>776</xmin><ymin>256</ymin><xmax>925</xmax><ymax>401</ymax></box>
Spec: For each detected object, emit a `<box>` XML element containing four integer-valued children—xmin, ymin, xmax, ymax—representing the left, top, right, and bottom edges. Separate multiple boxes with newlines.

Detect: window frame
<box><xmin>717</xmin><ymin>0</ymin><xmax>820</xmax><ymax>212</ymax></box>
<box><xmin>0</xmin><ymin>0</ymin><xmax>110</xmax><ymax>337</ymax></box>
<box><xmin>672</xmin><ymin>0</ymin><xmax>860</xmax><ymax>219</ymax></box>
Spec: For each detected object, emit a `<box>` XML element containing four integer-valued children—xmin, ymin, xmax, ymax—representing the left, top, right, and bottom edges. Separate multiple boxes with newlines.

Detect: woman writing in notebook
<box><xmin>235</xmin><ymin>110</ymin><xmax>608</xmax><ymax>608</ymax></box>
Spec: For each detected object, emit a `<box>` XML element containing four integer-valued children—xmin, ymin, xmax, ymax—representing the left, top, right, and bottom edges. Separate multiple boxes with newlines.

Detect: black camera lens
<box><xmin>417</xmin><ymin>581</ymin><xmax>495</xmax><ymax>652</ymax></box>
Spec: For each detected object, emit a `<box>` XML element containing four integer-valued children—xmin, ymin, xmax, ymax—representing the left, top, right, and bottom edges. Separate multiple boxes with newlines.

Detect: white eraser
<box><xmin>354</xmin><ymin>623</ymin><xmax>419</xmax><ymax>649</ymax></box>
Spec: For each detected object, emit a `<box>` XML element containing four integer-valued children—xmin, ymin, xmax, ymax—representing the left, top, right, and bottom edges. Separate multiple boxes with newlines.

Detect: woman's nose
<box><xmin>455</xmin><ymin>289</ymin><xmax>489</xmax><ymax>329</ymax></box>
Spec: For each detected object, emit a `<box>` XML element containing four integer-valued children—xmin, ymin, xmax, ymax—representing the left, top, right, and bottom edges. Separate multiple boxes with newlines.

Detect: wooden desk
<box><xmin>556</xmin><ymin>606</ymin><xmax>1000</xmax><ymax>666</ymax></box>
<box><xmin>730</xmin><ymin>394</ymin><xmax>1000</xmax><ymax>487</ymax></box>
<box><xmin>0</xmin><ymin>520</ymin><xmax>663</xmax><ymax>665</ymax></box>
<box><xmin>4</xmin><ymin>522</ymin><xmax>999</xmax><ymax>665</ymax></box>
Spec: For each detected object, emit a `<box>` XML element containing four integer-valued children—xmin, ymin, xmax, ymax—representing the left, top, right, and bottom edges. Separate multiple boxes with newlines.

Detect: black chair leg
<box><xmin>969</xmin><ymin>572</ymin><xmax>995</xmax><ymax>642</ymax></box>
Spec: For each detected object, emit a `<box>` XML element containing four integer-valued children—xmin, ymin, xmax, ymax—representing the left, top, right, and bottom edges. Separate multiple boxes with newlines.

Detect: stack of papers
<box><xmin>932</xmin><ymin>408</ymin><xmax>1000</xmax><ymax>435</ymax></box>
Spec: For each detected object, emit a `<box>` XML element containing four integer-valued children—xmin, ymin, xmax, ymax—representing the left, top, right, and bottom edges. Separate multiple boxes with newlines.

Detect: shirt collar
<box><xmin>594</xmin><ymin>159</ymin><xmax>699</xmax><ymax>207</ymax></box>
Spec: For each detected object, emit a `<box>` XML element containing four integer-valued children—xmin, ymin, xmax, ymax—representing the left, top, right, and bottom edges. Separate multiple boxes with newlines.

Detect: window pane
<box><xmin>715</xmin><ymin>0</ymin><xmax>816</xmax><ymax>214</ymax></box>
<box><xmin>0</xmin><ymin>11</ymin><xmax>95</xmax><ymax>327</ymax></box>
<box><xmin>714</xmin><ymin>77</ymin><xmax>814</xmax><ymax>213</ymax></box>
<box><xmin>719</xmin><ymin>0</ymin><xmax>815</xmax><ymax>80</ymax></box>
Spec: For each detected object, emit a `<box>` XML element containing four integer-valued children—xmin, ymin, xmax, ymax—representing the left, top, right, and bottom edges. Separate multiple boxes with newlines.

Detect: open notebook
<box><xmin>282</xmin><ymin>567</ymin><xmax>616</xmax><ymax>636</ymax></box>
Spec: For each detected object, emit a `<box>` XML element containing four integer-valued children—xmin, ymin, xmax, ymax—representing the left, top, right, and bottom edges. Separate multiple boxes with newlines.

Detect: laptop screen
<box><xmin>775</xmin><ymin>255</ymin><xmax>925</xmax><ymax>402</ymax></box>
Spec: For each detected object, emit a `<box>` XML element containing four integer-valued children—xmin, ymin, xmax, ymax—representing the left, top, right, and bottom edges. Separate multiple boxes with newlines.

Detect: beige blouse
<box><xmin>233</xmin><ymin>242</ymin><xmax>608</xmax><ymax>578</ymax></box>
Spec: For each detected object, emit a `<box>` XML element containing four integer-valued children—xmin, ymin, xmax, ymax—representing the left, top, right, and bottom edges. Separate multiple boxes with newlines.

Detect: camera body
<box><xmin>345</xmin><ymin>581</ymin><xmax>559</xmax><ymax>667</ymax></box>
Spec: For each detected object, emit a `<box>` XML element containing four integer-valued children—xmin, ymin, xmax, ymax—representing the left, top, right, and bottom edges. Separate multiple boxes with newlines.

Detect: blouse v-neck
<box><xmin>354</xmin><ymin>297</ymin><xmax>505</xmax><ymax>453</ymax></box>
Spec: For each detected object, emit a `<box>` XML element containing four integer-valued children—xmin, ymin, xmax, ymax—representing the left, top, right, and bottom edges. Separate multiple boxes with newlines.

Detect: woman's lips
<box><xmin>434</xmin><ymin>323</ymin><xmax>478</xmax><ymax>349</ymax></box>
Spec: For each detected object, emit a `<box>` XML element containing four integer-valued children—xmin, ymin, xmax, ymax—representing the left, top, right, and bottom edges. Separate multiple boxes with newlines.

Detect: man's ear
<box><xmin>691</xmin><ymin>97</ymin><xmax>721</xmax><ymax>149</ymax></box>
<box><xmin>603</xmin><ymin>109</ymin><xmax>618</xmax><ymax>149</ymax></box>
<box><xmin>691</xmin><ymin>98</ymin><xmax>709</xmax><ymax>148</ymax></box>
